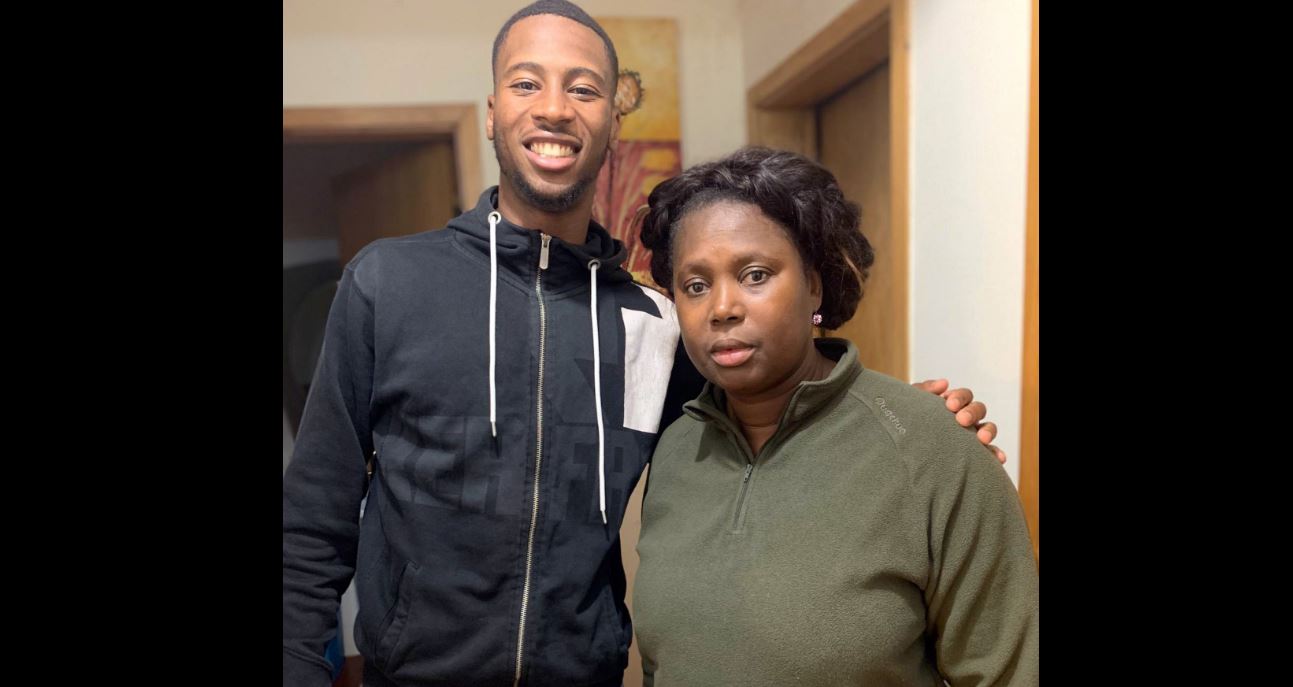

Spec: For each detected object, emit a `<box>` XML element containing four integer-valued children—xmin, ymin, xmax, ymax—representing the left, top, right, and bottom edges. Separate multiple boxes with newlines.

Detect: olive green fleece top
<box><xmin>633</xmin><ymin>339</ymin><xmax>1038</xmax><ymax>686</ymax></box>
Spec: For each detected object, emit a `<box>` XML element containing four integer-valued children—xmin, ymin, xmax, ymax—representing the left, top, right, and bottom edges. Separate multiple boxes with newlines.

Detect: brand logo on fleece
<box><xmin>874</xmin><ymin>397</ymin><xmax>908</xmax><ymax>435</ymax></box>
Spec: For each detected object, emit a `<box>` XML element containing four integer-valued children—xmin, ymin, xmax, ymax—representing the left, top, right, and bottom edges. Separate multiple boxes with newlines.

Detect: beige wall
<box><xmin>738</xmin><ymin>0</ymin><xmax>857</xmax><ymax>88</ymax></box>
<box><xmin>284</xmin><ymin>0</ymin><xmax>747</xmax><ymax>196</ymax></box>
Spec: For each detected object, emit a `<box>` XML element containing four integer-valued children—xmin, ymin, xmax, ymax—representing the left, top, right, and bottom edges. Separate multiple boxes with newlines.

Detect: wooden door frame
<box><xmin>283</xmin><ymin>104</ymin><xmax>483</xmax><ymax>216</ymax></box>
<box><xmin>746</xmin><ymin>0</ymin><xmax>909</xmax><ymax>380</ymax></box>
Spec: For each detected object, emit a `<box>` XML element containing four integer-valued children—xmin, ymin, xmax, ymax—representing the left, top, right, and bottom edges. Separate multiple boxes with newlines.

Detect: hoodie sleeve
<box><xmin>659</xmin><ymin>338</ymin><xmax>706</xmax><ymax>431</ymax></box>
<box><xmin>283</xmin><ymin>260</ymin><xmax>375</xmax><ymax>687</ymax></box>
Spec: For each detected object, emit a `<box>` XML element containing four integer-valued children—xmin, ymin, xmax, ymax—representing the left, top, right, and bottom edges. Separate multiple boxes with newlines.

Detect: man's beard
<box><xmin>495</xmin><ymin>137</ymin><xmax>607</xmax><ymax>214</ymax></box>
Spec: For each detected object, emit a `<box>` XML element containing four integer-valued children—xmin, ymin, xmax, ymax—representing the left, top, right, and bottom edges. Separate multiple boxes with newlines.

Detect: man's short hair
<box><xmin>492</xmin><ymin>0</ymin><xmax>619</xmax><ymax>83</ymax></box>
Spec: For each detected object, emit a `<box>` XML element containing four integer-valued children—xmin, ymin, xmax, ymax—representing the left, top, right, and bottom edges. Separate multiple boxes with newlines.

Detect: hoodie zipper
<box><xmin>514</xmin><ymin>232</ymin><xmax>551</xmax><ymax>686</ymax></box>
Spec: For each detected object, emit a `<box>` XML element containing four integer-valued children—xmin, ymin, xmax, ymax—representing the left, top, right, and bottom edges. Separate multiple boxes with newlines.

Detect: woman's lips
<box><xmin>710</xmin><ymin>345</ymin><xmax>754</xmax><ymax>367</ymax></box>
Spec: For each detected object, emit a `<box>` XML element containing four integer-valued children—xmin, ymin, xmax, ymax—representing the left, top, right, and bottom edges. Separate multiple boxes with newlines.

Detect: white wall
<box><xmin>908</xmin><ymin>0</ymin><xmax>1030</xmax><ymax>486</ymax></box>
<box><xmin>283</xmin><ymin>0</ymin><xmax>747</xmax><ymax>195</ymax></box>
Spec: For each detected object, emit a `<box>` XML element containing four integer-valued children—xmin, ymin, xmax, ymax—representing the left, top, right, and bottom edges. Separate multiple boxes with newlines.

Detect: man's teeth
<box><xmin>530</xmin><ymin>142</ymin><xmax>574</xmax><ymax>157</ymax></box>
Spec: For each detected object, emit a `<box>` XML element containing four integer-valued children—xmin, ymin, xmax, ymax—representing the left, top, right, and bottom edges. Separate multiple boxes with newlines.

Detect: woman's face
<box><xmin>671</xmin><ymin>200</ymin><xmax>822</xmax><ymax>399</ymax></box>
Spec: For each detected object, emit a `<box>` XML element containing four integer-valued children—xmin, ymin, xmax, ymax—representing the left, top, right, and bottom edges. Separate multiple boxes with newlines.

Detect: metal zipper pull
<box><xmin>539</xmin><ymin>233</ymin><xmax>551</xmax><ymax>270</ymax></box>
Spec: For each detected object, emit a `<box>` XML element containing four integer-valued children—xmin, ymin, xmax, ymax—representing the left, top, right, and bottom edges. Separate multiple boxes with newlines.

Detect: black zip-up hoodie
<box><xmin>284</xmin><ymin>188</ymin><xmax>694</xmax><ymax>686</ymax></box>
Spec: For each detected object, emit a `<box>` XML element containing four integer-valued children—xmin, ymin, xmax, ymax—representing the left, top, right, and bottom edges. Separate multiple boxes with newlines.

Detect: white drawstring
<box><xmin>588</xmin><ymin>260</ymin><xmax>607</xmax><ymax>525</ymax></box>
<box><xmin>488</xmin><ymin>211</ymin><xmax>500</xmax><ymax>438</ymax></box>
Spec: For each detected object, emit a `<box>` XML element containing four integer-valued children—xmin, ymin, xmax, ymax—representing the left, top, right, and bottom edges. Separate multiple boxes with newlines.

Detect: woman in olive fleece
<box><xmin>632</xmin><ymin>147</ymin><xmax>1038</xmax><ymax>686</ymax></box>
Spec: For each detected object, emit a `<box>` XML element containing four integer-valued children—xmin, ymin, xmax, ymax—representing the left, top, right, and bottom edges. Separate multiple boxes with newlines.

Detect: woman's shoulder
<box><xmin>844</xmin><ymin>368</ymin><xmax>999</xmax><ymax>478</ymax></box>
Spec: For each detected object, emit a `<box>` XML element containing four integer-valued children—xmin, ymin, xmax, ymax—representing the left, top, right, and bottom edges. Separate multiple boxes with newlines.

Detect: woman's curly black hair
<box><xmin>637</xmin><ymin>146</ymin><xmax>875</xmax><ymax>330</ymax></box>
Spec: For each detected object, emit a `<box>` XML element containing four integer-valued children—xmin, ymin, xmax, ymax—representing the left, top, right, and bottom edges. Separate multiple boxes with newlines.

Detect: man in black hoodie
<box><xmin>283</xmin><ymin>2</ymin><xmax>1003</xmax><ymax>685</ymax></box>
